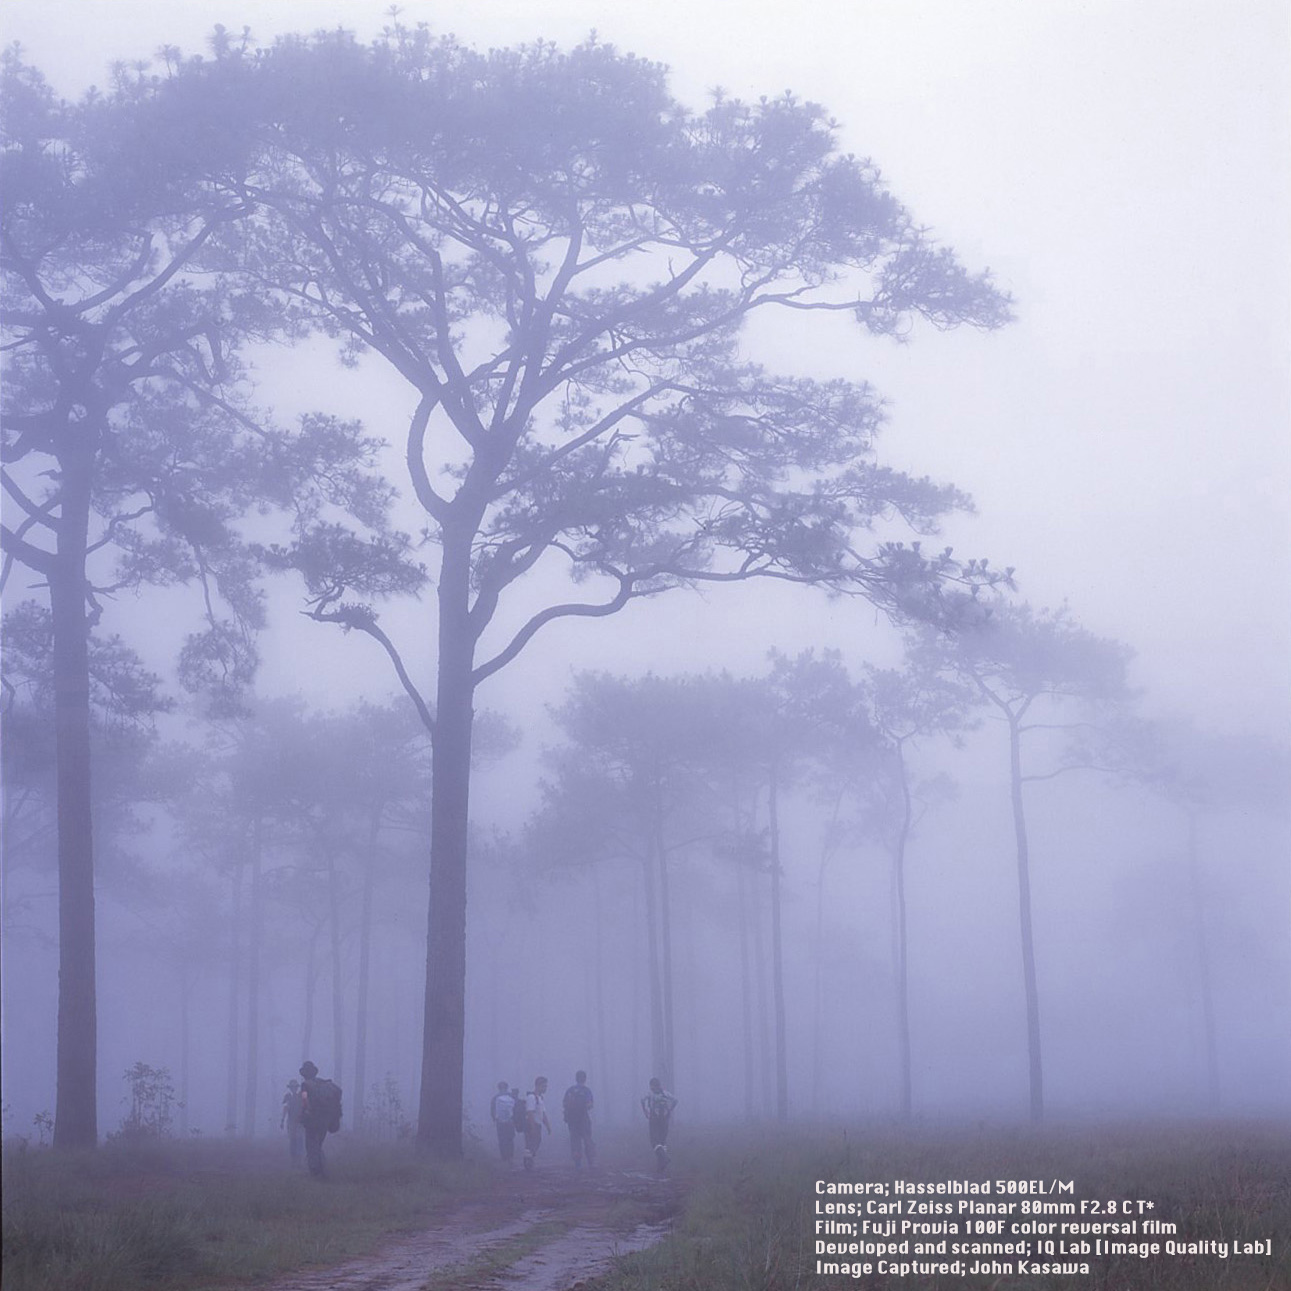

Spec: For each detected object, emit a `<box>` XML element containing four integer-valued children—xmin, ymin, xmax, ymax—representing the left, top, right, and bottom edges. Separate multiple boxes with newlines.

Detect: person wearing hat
<box><xmin>280</xmin><ymin>1078</ymin><xmax>304</xmax><ymax>1164</ymax></box>
<box><xmin>298</xmin><ymin>1060</ymin><xmax>329</xmax><ymax>1178</ymax></box>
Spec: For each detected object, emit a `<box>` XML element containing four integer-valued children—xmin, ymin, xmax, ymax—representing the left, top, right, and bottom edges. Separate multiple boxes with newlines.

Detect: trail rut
<box><xmin>263</xmin><ymin>1165</ymin><xmax>678</xmax><ymax>1291</ymax></box>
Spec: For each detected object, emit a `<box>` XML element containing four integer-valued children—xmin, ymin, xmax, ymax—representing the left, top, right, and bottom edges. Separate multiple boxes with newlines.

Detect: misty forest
<box><xmin>2</xmin><ymin>11</ymin><xmax>1289</xmax><ymax>1289</ymax></box>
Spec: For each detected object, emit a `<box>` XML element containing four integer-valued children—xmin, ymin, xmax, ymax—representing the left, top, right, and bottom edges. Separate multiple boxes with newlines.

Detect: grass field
<box><xmin>1</xmin><ymin>1134</ymin><xmax>485</xmax><ymax>1291</ymax></box>
<box><xmin>3</xmin><ymin>1121</ymin><xmax>1288</xmax><ymax>1290</ymax></box>
<box><xmin>591</xmin><ymin>1121</ymin><xmax>1291</xmax><ymax>1290</ymax></box>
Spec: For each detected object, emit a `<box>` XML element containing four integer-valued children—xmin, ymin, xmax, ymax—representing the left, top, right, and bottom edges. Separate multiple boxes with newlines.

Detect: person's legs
<box><xmin>305</xmin><ymin>1124</ymin><xmax>328</xmax><ymax>1178</ymax></box>
<box><xmin>524</xmin><ymin>1122</ymin><xmax>542</xmax><ymax>1169</ymax></box>
<box><xmin>649</xmin><ymin>1115</ymin><xmax>669</xmax><ymax>1171</ymax></box>
<box><xmin>568</xmin><ymin>1122</ymin><xmax>582</xmax><ymax>1166</ymax></box>
<box><xmin>497</xmin><ymin>1122</ymin><xmax>515</xmax><ymax>1161</ymax></box>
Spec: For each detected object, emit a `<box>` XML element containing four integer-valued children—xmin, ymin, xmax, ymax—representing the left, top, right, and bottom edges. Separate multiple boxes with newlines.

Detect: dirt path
<box><xmin>264</xmin><ymin>1165</ymin><xmax>679</xmax><ymax>1291</ymax></box>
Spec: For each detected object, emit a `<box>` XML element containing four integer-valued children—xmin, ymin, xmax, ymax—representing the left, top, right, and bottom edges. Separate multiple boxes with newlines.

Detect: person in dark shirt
<box><xmin>561</xmin><ymin>1070</ymin><xmax>595</xmax><ymax>1168</ymax></box>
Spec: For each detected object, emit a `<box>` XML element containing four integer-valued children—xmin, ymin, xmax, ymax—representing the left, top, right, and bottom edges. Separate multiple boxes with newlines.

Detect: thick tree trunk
<box><xmin>417</xmin><ymin>540</ymin><xmax>475</xmax><ymax>1156</ymax></box>
<box><xmin>1008</xmin><ymin>718</ymin><xmax>1044</xmax><ymax>1123</ymax></box>
<box><xmin>50</xmin><ymin>452</ymin><xmax>97</xmax><ymax>1150</ymax></box>
<box><xmin>767</xmin><ymin>769</ymin><xmax>789</xmax><ymax>1123</ymax></box>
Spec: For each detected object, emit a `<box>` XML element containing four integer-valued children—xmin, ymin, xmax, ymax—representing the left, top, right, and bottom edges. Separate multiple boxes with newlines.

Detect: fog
<box><xmin>1</xmin><ymin>0</ymin><xmax>1288</xmax><ymax>1152</ymax></box>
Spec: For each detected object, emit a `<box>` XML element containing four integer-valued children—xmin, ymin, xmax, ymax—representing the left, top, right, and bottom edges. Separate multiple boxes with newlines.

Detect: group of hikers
<box><xmin>279</xmin><ymin>1059</ymin><xmax>678</xmax><ymax>1177</ymax></box>
<box><xmin>489</xmin><ymin>1072</ymin><xmax>679</xmax><ymax>1173</ymax></box>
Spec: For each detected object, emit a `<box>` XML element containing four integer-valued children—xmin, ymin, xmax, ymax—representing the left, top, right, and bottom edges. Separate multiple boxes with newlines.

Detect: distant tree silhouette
<box><xmin>914</xmin><ymin>601</ymin><xmax>1131</xmax><ymax>1121</ymax></box>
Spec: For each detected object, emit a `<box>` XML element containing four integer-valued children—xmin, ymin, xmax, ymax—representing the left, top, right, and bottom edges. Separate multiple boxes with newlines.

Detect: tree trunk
<box><xmin>749</xmin><ymin>838</ymin><xmax>773</xmax><ymax>1118</ymax></box>
<box><xmin>654</xmin><ymin>809</ymin><xmax>677</xmax><ymax>1089</ymax></box>
<box><xmin>592</xmin><ymin>868</ymin><xmax>613</xmax><ymax>1124</ymax></box>
<box><xmin>178</xmin><ymin>964</ymin><xmax>191</xmax><ymax>1138</ymax></box>
<box><xmin>326</xmin><ymin>841</ymin><xmax>346</xmax><ymax>1085</ymax></box>
<box><xmin>767</xmin><ymin>767</ymin><xmax>789</xmax><ymax>1123</ymax></box>
<box><xmin>225</xmin><ymin>855</ymin><xmax>243</xmax><ymax>1136</ymax></box>
<box><xmin>242</xmin><ymin>820</ymin><xmax>263</xmax><ymax>1137</ymax></box>
<box><xmin>417</xmin><ymin>537</ymin><xmax>476</xmax><ymax>1156</ymax></box>
<box><xmin>50</xmin><ymin>449</ymin><xmax>97</xmax><ymax>1150</ymax></box>
<box><xmin>892</xmin><ymin>748</ymin><xmax>914</xmax><ymax>1121</ymax></box>
<box><xmin>302</xmin><ymin>918</ymin><xmax>320</xmax><ymax>1062</ymax></box>
<box><xmin>354</xmin><ymin>812</ymin><xmax>379</xmax><ymax>1129</ymax></box>
<box><xmin>811</xmin><ymin>786</ymin><xmax>848</xmax><ymax>1118</ymax></box>
<box><xmin>640</xmin><ymin>843</ymin><xmax>667</xmax><ymax>1082</ymax></box>
<box><xmin>1186</xmin><ymin>810</ymin><xmax>1220</xmax><ymax>1111</ymax></box>
<box><xmin>1008</xmin><ymin>717</ymin><xmax>1044</xmax><ymax>1122</ymax></box>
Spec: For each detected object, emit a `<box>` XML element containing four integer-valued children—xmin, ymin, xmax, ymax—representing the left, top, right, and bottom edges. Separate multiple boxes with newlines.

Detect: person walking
<box><xmin>522</xmin><ymin>1076</ymin><xmax>551</xmax><ymax>1171</ymax></box>
<box><xmin>641</xmin><ymin>1077</ymin><xmax>678</xmax><ymax>1173</ymax></box>
<box><xmin>298</xmin><ymin>1060</ymin><xmax>342</xmax><ymax>1179</ymax></box>
<box><xmin>280</xmin><ymin>1078</ymin><xmax>304</xmax><ymax>1165</ymax></box>
<box><xmin>490</xmin><ymin>1080</ymin><xmax>517</xmax><ymax>1162</ymax></box>
<box><xmin>561</xmin><ymin>1070</ymin><xmax>596</xmax><ymax>1169</ymax></box>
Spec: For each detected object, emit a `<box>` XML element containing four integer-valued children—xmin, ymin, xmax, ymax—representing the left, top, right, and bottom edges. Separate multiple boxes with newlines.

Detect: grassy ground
<box><xmin>1</xmin><ymin>1134</ymin><xmax>486</xmax><ymax>1291</ymax></box>
<box><xmin>4</xmin><ymin>1121</ymin><xmax>1288</xmax><ymax>1291</ymax></box>
<box><xmin>587</xmin><ymin>1121</ymin><xmax>1291</xmax><ymax>1291</ymax></box>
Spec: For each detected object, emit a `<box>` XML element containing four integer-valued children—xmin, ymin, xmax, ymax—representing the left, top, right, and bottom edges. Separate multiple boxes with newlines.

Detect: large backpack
<box><xmin>306</xmin><ymin>1078</ymin><xmax>343</xmax><ymax>1133</ymax></box>
<box><xmin>511</xmin><ymin>1094</ymin><xmax>527</xmax><ymax>1133</ymax></box>
<box><xmin>563</xmin><ymin>1084</ymin><xmax>592</xmax><ymax>1123</ymax></box>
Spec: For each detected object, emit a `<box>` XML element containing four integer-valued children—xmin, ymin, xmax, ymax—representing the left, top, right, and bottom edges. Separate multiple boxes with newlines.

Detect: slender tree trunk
<box><xmin>810</xmin><ymin>787</ymin><xmax>848</xmax><ymax>1118</ymax></box>
<box><xmin>736</xmin><ymin>853</ymin><xmax>756</xmax><ymax>1121</ymax></box>
<box><xmin>654</xmin><ymin>807</ymin><xmax>677</xmax><ymax>1089</ymax></box>
<box><xmin>243</xmin><ymin>820</ymin><xmax>263</xmax><ymax>1137</ymax></box>
<box><xmin>749</xmin><ymin>838</ymin><xmax>773</xmax><ymax>1118</ymax></box>
<box><xmin>593</xmin><ymin>868</ymin><xmax>612</xmax><ymax>1124</ymax></box>
<box><xmin>417</xmin><ymin>534</ymin><xmax>476</xmax><ymax>1156</ymax></box>
<box><xmin>892</xmin><ymin>748</ymin><xmax>914</xmax><ymax>1122</ymax></box>
<box><xmin>354</xmin><ymin>812</ymin><xmax>379</xmax><ymax>1129</ymax></box>
<box><xmin>641</xmin><ymin>844</ymin><xmax>667</xmax><ymax>1081</ymax></box>
<box><xmin>734</xmin><ymin>800</ymin><xmax>756</xmax><ymax>1122</ymax></box>
<box><xmin>326</xmin><ymin>841</ymin><xmax>346</xmax><ymax>1084</ymax></box>
<box><xmin>225</xmin><ymin>855</ymin><xmax>243</xmax><ymax>1135</ymax></box>
<box><xmin>179</xmin><ymin>965</ymin><xmax>191</xmax><ymax>1138</ymax></box>
<box><xmin>302</xmin><ymin>918</ymin><xmax>320</xmax><ymax>1062</ymax></box>
<box><xmin>767</xmin><ymin>767</ymin><xmax>789</xmax><ymax>1123</ymax></box>
<box><xmin>1008</xmin><ymin>717</ymin><xmax>1044</xmax><ymax>1122</ymax></box>
<box><xmin>50</xmin><ymin>449</ymin><xmax>97</xmax><ymax>1150</ymax></box>
<box><xmin>1186</xmin><ymin>810</ymin><xmax>1220</xmax><ymax>1111</ymax></box>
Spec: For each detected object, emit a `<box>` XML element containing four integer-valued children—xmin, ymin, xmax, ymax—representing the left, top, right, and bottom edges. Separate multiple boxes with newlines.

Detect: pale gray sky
<box><xmin>4</xmin><ymin>0</ymin><xmax>1288</xmax><ymax>734</ymax></box>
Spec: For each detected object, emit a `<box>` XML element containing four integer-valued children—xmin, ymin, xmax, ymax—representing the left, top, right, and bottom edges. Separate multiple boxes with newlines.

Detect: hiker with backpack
<box><xmin>562</xmin><ymin>1070</ymin><xmax>596</xmax><ymax>1169</ymax></box>
<box><xmin>522</xmin><ymin>1076</ymin><xmax>551</xmax><ymax>1171</ymax></box>
<box><xmin>490</xmin><ymin>1080</ymin><xmax>517</xmax><ymax>1162</ymax></box>
<box><xmin>298</xmin><ymin>1060</ymin><xmax>343</xmax><ymax>1179</ymax></box>
<box><xmin>641</xmin><ymin>1077</ymin><xmax>678</xmax><ymax>1173</ymax></box>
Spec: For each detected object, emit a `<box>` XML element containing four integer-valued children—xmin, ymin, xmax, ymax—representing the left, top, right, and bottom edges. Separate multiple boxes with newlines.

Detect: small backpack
<box><xmin>307</xmin><ymin>1078</ymin><xmax>343</xmax><ymax>1133</ymax></box>
<box><xmin>512</xmin><ymin>1094</ymin><xmax>527</xmax><ymax>1133</ymax></box>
